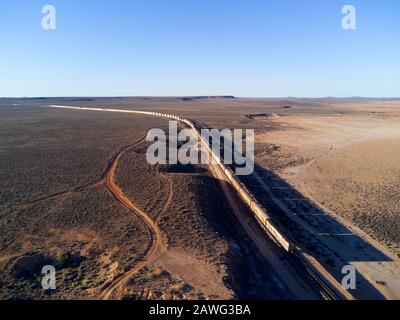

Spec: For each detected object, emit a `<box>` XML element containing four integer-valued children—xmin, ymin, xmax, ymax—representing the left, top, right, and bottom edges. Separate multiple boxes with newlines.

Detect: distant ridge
<box><xmin>2</xmin><ymin>96</ymin><xmax>400</xmax><ymax>101</ymax></box>
<box><xmin>181</xmin><ymin>96</ymin><xmax>236</xmax><ymax>101</ymax></box>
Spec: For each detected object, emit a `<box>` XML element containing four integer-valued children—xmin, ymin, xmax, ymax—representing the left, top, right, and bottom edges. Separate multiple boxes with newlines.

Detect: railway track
<box><xmin>291</xmin><ymin>251</ymin><xmax>342</xmax><ymax>300</ymax></box>
<box><xmin>48</xmin><ymin>105</ymin><xmax>351</xmax><ymax>300</ymax></box>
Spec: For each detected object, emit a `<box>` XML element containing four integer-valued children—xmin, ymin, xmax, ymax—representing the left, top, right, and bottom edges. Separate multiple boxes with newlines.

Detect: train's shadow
<box><xmin>200</xmin><ymin>173</ymin><xmax>297</xmax><ymax>299</ymax></box>
<box><xmin>236</xmin><ymin>162</ymin><xmax>391</xmax><ymax>299</ymax></box>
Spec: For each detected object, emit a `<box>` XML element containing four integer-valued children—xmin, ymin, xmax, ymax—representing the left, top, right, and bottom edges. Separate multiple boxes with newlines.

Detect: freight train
<box><xmin>48</xmin><ymin>106</ymin><xmax>295</xmax><ymax>253</ymax></box>
<box><xmin>152</xmin><ymin>111</ymin><xmax>295</xmax><ymax>253</ymax></box>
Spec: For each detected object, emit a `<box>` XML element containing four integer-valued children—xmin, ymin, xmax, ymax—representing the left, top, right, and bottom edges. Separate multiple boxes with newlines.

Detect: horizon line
<box><xmin>1</xmin><ymin>95</ymin><xmax>400</xmax><ymax>100</ymax></box>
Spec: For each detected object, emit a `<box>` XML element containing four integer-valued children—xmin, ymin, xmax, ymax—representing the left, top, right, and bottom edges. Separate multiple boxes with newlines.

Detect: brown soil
<box><xmin>0</xmin><ymin>102</ymin><xmax>289</xmax><ymax>300</ymax></box>
<box><xmin>3</xmin><ymin>97</ymin><xmax>400</xmax><ymax>300</ymax></box>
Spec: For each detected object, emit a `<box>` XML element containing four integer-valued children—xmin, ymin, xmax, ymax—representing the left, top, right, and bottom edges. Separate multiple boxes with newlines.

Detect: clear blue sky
<box><xmin>1</xmin><ymin>0</ymin><xmax>399</xmax><ymax>97</ymax></box>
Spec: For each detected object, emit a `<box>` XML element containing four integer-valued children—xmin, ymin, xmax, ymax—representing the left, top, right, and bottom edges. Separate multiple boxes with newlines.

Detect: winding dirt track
<box><xmin>21</xmin><ymin>135</ymin><xmax>170</xmax><ymax>300</ymax></box>
<box><xmin>158</xmin><ymin>172</ymin><xmax>174</xmax><ymax>220</ymax></box>
<box><xmin>98</xmin><ymin>138</ymin><xmax>165</xmax><ymax>300</ymax></box>
<box><xmin>47</xmin><ymin>105</ymin><xmax>353</xmax><ymax>300</ymax></box>
<box><xmin>18</xmin><ymin>139</ymin><xmax>150</xmax><ymax>207</ymax></box>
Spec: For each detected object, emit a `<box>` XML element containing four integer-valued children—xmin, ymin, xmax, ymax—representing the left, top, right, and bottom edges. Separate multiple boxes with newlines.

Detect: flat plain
<box><xmin>0</xmin><ymin>100</ymin><xmax>288</xmax><ymax>300</ymax></box>
<box><xmin>1</xmin><ymin>97</ymin><xmax>400</xmax><ymax>299</ymax></box>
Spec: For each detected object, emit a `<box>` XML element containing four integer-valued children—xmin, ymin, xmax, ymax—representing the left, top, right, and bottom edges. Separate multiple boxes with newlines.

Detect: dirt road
<box><xmin>98</xmin><ymin>139</ymin><xmax>165</xmax><ymax>300</ymax></box>
<box><xmin>47</xmin><ymin>105</ymin><xmax>354</xmax><ymax>300</ymax></box>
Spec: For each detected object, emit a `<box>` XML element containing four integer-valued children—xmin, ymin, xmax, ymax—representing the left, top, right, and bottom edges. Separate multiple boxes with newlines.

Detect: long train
<box><xmin>152</xmin><ymin>112</ymin><xmax>295</xmax><ymax>253</ymax></box>
<box><xmin>48</xmin><ymin>105</ymin><xmax>351</xmax><ymax>299</ymax></box>
<box><xmin>48</xmin><ymin>106</ymin><xmax>295</xmax><ymax>252</ymax></box>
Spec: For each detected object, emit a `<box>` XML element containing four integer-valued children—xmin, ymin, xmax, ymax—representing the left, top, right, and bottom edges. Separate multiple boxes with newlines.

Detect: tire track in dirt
<box><xmin>98</xmin><ymin>138</ymin><xmax>166</xmax><ymax>300</ymax></box>
<box><xmin>156</xmin><ymin>171</ymin><xmax>173</xmax><ymax>221</ymax></box>
<box><xmin>13</xmin><ymin>138</ymin><xmax>148</xmax><ymax>208</ymax></box>
<box><xmin>15</xmin><ymin>180</ymin><xmax>103</xmax><ymax>207</ymax></box>
<box><xmin>47</xmin><ymin>105</ymin><xmax>349</xmax><ymax>299</ymax></box>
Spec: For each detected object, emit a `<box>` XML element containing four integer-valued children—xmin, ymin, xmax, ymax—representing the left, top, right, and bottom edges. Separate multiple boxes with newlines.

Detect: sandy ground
<box><xmin>0</xmin><ymin>103</ymin><xmax>288</xmax><ymax>300</ymax></box>
<box><xmin>255</xmin><ymin>113</ymin><xmax>400</xmax><ymax>299</ymax></box>
<box><xmin>2</xmin><ymin>97</ymin><xmax>400</xmax><ymax>300</ymax></box>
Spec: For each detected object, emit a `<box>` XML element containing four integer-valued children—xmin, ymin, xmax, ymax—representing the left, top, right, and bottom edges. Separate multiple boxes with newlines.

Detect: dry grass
<box><xmin>0</xmin><ymin>106</ymin><xmax>164</xmax><ymax>299</ymax></box>
<box><xmin>4</xmin><ymin>97</ymin><xmax>399</xmax><ymax>299</ymax></box>
<box><xmin>0</xmin><ymin>101</ymin><xmax>288</xmax><ymax>300</ymax></box>
<box><xmin>304</xmin><ymin>138</ymin><xmax>400</xmax><ymax>253</ymax></box>
<box><xmin>114</xmin><ymin>142</ymin><xmax>286</xmax><ymax>299</ymax></box>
